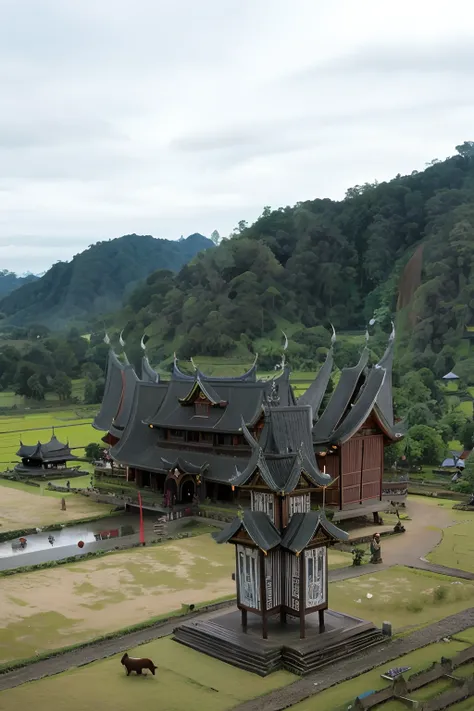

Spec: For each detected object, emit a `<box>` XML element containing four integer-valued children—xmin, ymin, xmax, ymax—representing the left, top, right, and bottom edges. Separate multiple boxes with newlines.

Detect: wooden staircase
<box><xmin>173</xmin><ymin>619</ymin><xmax>386</xmax><ymax>676</ymax></box>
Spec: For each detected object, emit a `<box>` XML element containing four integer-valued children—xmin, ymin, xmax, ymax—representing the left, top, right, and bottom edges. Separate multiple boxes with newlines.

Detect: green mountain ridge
<box><xmin>116</xmin><ymin>142</ymin><xmax>474</xmax><ymax>381</ymax></box>
<box><xmin>0</xmin><ymin>270</ymin><xmax>39</xmax><ymax>298</ymax></box>
<box><xmin>0</xmin><ymin>233</ymin><xmax>213</xmax><ymax>330</ymax></box>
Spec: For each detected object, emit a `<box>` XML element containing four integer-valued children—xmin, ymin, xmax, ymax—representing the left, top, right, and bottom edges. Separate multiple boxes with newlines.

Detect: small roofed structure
<box><xmin>15</xmin><ymin>433</ymin><xmax>78</xmax><ymax>476</ymax></box>
<box><xmin>442</xmin><ymin>371</ymin><xmax>459</xmax><ymax>381</ymax></box>
<box><xmin>211</xmin><ymin>415</ymin><xmax>347</xmax><ymax>640</ymax></box>
<box><xmin>173</xmin><ymin>406</ymin><xmax>385</xmax><ymax>674</ymax></box>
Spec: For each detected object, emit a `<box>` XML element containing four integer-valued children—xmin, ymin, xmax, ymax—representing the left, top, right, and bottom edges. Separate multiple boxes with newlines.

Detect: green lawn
<box><xmin>0</xmin><ymin>636</ymin><xmax>296</xmax><ymax>711</ymax></box>
<box><xmin>289</xmin><ymin>635</ymin><xmax>474</xmax><ymax>711</ymax></box>
<box><xmin>427</xmin><ymin>509</ymin><xmax>474</xmax><ymax>573</ymax></box>
<box><xmin>329</xmin><ymin>566</ymin><xmax>474</xmax><ymax>633</ymax></box>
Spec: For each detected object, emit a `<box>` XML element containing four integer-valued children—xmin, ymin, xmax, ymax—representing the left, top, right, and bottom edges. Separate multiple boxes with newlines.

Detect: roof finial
<box><xmin>119</xmin><ymin>330</ymin><xmax>125</xmax><ymax>348</ymax></box>
<box><xmin>365</xmin><ymin>327</ymin><xmax>370</xmax><ymax>343</ymax></box>
<box><xmin>190</xmin><ymin>357</ymin><xmax>198</xmax><ymax>372</ymax></box>
<box><xmin>330</xmin><ymin>323</ymin><xmax>336</xmax><ymax>345</ymax></box>
<box><xmin>104</xmin><ymin>331</ymin><xmax>110</xmax><ymax>345</ymax></box>
<box><xmin>140</xmin><ymin>333</ymin><xmax>147</xmax><ymax>351</ymax></box>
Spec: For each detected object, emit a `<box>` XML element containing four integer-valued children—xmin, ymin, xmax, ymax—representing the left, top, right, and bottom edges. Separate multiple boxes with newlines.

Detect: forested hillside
<box><xmin>0</xmin><ymin>233</ymin><xmax>213</xmax><ymax>329</ymax></box>
<box><xmin>119</xmin><ymin>143</ymin><xmax>474</xmax><ymax>372</ymax></box>
<box><xmin>0</xmin><ymin>270</ymin><xmax>38</xmax><ymax>298</ymax></box>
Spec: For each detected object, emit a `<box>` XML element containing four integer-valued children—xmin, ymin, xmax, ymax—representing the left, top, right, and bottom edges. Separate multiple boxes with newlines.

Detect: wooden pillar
<box><xmin>299</xmin><ymin>553</ymin><xmax>306</xmax><ymax>639</ymax></box>
<box><xmin>260</xmin><ymin>550</ymin><xmax>268</xmax><ymax>639</ymax></box>
<box><xmin>241</xmin><ymin>608</ymin><xmax>247</xmax><ymax>631</ymax></box>
<box><xmin>318</xmin><ymin>608</ymin><xmax>325</xmax><ymax>633</ymax></box>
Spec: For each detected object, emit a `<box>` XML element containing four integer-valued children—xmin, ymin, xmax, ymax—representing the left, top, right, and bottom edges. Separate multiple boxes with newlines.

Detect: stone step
<box><xmin>283</xmin><ymin>632</ymin><xmax>386</xmax><ymax>675</ymax></box>
<box><xmin>174</xmin><ymin>629</ymin><xmax>279</xmax><ymax>676</ymax></box>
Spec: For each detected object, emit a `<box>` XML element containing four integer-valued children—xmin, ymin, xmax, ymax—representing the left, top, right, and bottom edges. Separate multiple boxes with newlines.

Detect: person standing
<box><xmin>370</xmin><ymin>533</ymin><xmax>382</xmax><ymax>564</ymax></box>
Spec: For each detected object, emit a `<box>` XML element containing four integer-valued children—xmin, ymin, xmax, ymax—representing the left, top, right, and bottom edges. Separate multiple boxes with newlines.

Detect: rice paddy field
<box><xmin>0</xmin><ymin>535</ymin><xmax>352</xmax><ymax>665</ymax></box>
<box><xmin>0</xmin><ymin>406</ymin><xmax>102</xmax><ymax>469</ymax></box>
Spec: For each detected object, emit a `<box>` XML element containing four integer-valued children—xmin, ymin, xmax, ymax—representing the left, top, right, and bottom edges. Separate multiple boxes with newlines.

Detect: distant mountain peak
<box><xmin>0</xmin><ymin>233</ymin><xmax>213</xmax><ymax>329</ymax></box>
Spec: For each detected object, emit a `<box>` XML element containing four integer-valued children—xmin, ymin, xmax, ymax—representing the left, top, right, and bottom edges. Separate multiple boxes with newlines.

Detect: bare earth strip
<box><xmin>0</xmin><ymin>535</ymin><xmax>236</xmax><ymax>663</ymax></box>
<box><xmin>0</xmin><ymin>484</ymin><xmax>109</xmax><ymax>531</ymax></box>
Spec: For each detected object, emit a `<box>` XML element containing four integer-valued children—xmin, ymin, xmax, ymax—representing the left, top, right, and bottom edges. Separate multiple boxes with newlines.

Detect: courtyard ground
<box><xmin>0</xmin><ymin>479</ymin><xmax>109</xmax><ymax>532</ymax></box>
<box><xmin>0</xmin><ymin>535</ymin><xmax>352</xmax><ymax>664</ymax></box>
<box><xmin>1</xmin><ymin>493</ymin><xmax>474</xmax><ymax>710</ymax></box>
<box><xmin>330</xmin><ymin>566</ymin><xmax>474</xmax><ymax>632</ymax></box>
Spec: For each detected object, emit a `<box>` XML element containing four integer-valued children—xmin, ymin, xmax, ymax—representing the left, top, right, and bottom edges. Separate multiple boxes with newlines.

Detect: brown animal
<box><xmin>121</xmin><ymin>652</ymin><xmax>157</xmax><ymax>676</ymax></box>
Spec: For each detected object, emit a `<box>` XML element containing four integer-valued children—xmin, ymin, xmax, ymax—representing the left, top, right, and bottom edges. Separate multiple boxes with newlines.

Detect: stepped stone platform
<box><xmin>173</xmin><ymin>609</ymin><xmax>386</xmax><ymax>676</ymax></box>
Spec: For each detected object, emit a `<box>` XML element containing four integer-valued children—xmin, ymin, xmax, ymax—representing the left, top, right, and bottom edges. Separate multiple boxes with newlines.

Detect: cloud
<box><xmin>0</xmin><ymin>0</ymin><xmax>473</xmax><ymax>272</ymax></box>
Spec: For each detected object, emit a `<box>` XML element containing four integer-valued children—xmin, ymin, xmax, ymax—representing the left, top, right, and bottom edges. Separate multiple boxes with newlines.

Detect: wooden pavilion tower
<box><xmin>214</xmin><ymin>421</ymin><xmax>349</xmax><ymax>639</ymax></box>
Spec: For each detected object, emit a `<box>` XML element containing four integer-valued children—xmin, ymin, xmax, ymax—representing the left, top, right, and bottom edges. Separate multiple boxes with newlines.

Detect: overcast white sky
<box><xmin>1</xmin><ymin>0</ymin><xmax>473</xmax><ymax>273</ymax></box>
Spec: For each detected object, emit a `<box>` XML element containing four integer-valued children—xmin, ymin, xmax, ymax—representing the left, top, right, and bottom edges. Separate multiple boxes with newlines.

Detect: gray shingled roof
<box><xmin>17</xmin><ymin>435</ymin><xmax>77</xmax><ymax>463</ymax></box>
<box><xmin>110</xmin><ymin>381</ymin><xmax>169</xmax><ymax>464</ymax></box>
<box><xmin>93</xmin><ymin>349</ymin><xmax>126</xmax><ymax>431</ymax></box>
<box><xmin>145</xmin><ymin>371</ymin><xmax>293</xmax><ymax>433</ymax></box>
<box><xmin>329</xmin><ymin>365</ymin><xmax>386</xmax><ymax>445</ymax></box>
<box><xmin>213</xmin><ymin>511</ymin><xmax>281</xmax><ymax>551</ymax></box>
<box><xmin>374</xmin><ymin>335</ymin><xmax>394</xmax><ymax>427</ymax></box>
<box><xmin>108</xmin><ymin>364</ymin><xmax>139</xmax><ymax>439</ymax></box>
<box><xmin>312</xmin><ymin>347</ymin><xmax>369</xmax><ymax>444</ymax></box>
<box><xmin>235</xmin><ymin>412</ymin><xmax>332</xmax><ymax>491</ymax></box>
<box><xmin>281</xmin><ymin>511</ymin><xmax>348</xmax><ymax>553</ymax></box>
<box><xmin>141</xmin><ymin>357</ymin><xmax>160</xmax><ymax>383</ymax></box>
<box><xmin>298</xmin><ymin>347</ymin><xmax>334</xmax><ymax>419</ymax></box>
<box><xmin>173</xmin><ymin>356</ymin><xmax>258</xmax><ymax>382</ymax></box>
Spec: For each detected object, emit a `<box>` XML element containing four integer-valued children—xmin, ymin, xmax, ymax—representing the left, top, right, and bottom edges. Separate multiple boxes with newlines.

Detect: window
<box><xmin>217</xmin><ymin>433</ymin><xmax>232</xmax><ymax>446</ymax></box>
<box><xmin>200</xmin><ymin>432</ymin><xmax>213</xmax><ymax>444</ymax></box>
<box><xmin>251</xmin><ymin>491</ymin><xmax>275</xmax><ymax>523</ymax></box>
<box><xmin>186</xmin><ymin>431</ymin><xmax>200</xmax><ymax>443</ymax></box>
<box><xmin>168</xmin><ymin>429</ymin><xmax>184</xmax><ymax>441</ymax></box>
<box><xmin>194</xmin><ymin>402</ymin><xmax>209</xmax><ymax>417</ymax></box>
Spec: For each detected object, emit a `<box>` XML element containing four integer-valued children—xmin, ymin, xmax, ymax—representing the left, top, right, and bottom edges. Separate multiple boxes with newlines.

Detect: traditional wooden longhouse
<box><xmin>95</xmin><ymin>326</ymin><xmax>403</xmax><ymax>520</ymax></box>
<box><xmin>300</xmin><ymin>325</ymin><xmax>403</xmax><ymax>519</ymax></box>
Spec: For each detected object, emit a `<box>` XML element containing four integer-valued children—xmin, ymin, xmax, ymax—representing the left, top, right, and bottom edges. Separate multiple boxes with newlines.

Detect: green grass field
<box><xmin>329</xmin><ymin>566</ymin><xmax>474</xmax><ymax>633</ymax></box>
<box><xmin>0</xmin><ymin>635</ymin><xmax>296</xmax><ymax>711</ymax></box>
<box><xmin>0</xmin><ymin>536</ymin><xmax>353</xmax><ymax>665</ymax></box>
<box><xmin>427</xmin><ymin>509</ymin><xmax>474</xmax><ymax>573</ymax></box>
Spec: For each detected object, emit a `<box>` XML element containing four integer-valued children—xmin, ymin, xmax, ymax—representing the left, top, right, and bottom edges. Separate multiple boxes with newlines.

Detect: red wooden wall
<box><xmin>340</xmin><ymin>434</ymin><xmax>383</xmax><ymax>506</ymax></box>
